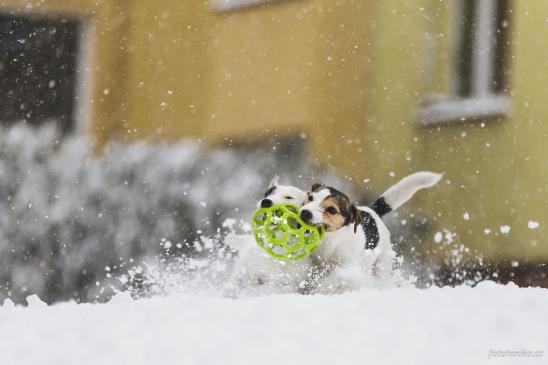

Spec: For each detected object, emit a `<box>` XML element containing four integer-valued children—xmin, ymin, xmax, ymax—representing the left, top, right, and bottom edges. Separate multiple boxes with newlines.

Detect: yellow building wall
<box><xmin>364</xmin><ymin>0</ymin><xmax>548</xmax><ymax>264</ymax></box>
<box><xmin>1</xmin><ymin>0</ymin><xmax>546</xmax><ymax>264</ymax></box>
<box><xmin>120</xmin><ymin>0</ymin><xmax>378</xmax><ymax>145</ymax></box>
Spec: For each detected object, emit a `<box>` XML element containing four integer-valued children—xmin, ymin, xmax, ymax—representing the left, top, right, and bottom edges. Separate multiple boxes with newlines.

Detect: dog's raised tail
<box><xmin>371</xmin><ymin>171</ymin><xmax>443</xmax><ymax>217</ymax></box>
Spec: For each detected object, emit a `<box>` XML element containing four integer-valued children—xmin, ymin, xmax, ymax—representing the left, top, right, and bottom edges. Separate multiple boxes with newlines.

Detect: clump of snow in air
<box><xmin>434</xmin><ymin>231</ymin><xmax>443</xmax><ymax>243</ymax></box>
<box><xmin>500</xmin><ymin>225</ymin><xmax>511</xmax><ymax>235</ymax></box>
<box><xmin>528</xmin><ymin>220</ymin><xmax>540</xmax><ymax>230</ymax></box>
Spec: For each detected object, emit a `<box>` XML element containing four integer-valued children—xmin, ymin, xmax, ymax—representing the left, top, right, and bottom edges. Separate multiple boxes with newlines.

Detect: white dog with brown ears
<box><xmin>299</xmin><ymin>171</ymin><xmax>443</xmax><ymax>291</ymax></box>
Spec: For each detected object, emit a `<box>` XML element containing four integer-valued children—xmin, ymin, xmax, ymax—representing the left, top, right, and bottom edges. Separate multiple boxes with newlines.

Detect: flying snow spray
<box><xmin>251</xmin><ymin>203</ymin><xmax>325</xmax><ymax>261</ymax></box>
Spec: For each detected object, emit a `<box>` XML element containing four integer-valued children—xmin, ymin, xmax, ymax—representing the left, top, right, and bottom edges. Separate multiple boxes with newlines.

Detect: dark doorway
<box><xmin>0</xmin><ymin>14</ymin><xmax>81</xmax><ymax>132</ymax></box>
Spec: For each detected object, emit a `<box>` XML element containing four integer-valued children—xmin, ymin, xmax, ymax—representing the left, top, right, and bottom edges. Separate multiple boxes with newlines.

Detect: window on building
<box><xmin>212</xmin><ymin>0</ymin><xmax>281</xmax><ymax>12</ymax></box>
<box><xmin>418</xmin><ymin>0</ymin><xmax>511</xmax><ymax>125</ymax></box>
<box><xmin>0</xmin><ymin>14</ymin><xmax>81</xmax><ymax>133</ymax></box>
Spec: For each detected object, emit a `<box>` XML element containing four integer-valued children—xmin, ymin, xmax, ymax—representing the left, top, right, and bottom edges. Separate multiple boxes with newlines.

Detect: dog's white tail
<box><xmin>371</xmin><ymin>171</ymin><xmax>443</xmax><ymax>217</ymax></box>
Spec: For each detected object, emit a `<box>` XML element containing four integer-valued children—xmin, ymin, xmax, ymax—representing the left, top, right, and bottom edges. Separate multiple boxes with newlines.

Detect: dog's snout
<box><xmin>260</xmin><ymin>199</ymin><xmax>273</xmax><ymax>208</ymax></box>
<box><xmin>300</xmin><ymin>209</ymin><xmax>312</xmax><ymax>222</ymax></box>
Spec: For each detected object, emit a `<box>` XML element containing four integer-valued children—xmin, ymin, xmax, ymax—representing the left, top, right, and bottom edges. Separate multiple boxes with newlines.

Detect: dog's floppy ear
<box><xmin>311</xmin><ymin>183</ymin><xmax>325</xmax><ymax>192</ymax></box>
<box><xmin>351</xmin><ymin>205</ymin><xmax>361</xmax><ymax>234</ymax></box>
<box><xmin>268</xmin><ymin>174</ymin><xmax>280</xmax><ymax>188</ymax></box>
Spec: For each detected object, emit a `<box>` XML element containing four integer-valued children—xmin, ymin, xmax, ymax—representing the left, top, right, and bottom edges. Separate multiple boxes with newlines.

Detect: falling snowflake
<box><xmin>527</xmin><ymin>220</ymin><xmax>540</xmax><ymax>230</ymax></box>
<box><xmin>499</xmin><ymin>225</ymin><xmax>511</xmax><ymax>235</ymax></box>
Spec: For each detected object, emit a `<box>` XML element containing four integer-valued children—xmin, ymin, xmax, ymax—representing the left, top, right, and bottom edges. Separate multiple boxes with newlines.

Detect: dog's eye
<box><xmin>284</xmin><ymin>196</ymin><xmax>293</xmax><ymax>200</ymax></box>
<box><xmin>326</xmin><ymin>207</ymin><xmax>338</xmax><ymax>215</ymax></box>
<box><xmin>308</xmin><ymin>194</ymin><xmax>313</xmax><ymax>202</ymax></box>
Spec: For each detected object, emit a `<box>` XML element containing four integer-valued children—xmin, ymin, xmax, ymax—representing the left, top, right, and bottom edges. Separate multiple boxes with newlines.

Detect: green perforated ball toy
<box><xmin>251</xmin><ymin>203</ymin><xmax>325</xmax><ymax>261</ymax></box>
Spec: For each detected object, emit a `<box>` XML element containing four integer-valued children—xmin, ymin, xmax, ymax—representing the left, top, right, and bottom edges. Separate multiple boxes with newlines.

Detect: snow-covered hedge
<box><xmin>0</xmin><ymin>124</ymin><xmax>358</xmax><ymax>304</ymax></box>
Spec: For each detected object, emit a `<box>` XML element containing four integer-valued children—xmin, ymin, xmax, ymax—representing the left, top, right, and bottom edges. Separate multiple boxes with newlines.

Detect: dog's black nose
<box><xmin>300</xmin><ymin>209</ymin><xmax>312</xmax><ymax>222</ymax></box>
<box><xmin>260</xmin><ymin>199</ymin><xmax>273</xmax><ymax>208</ymax></box>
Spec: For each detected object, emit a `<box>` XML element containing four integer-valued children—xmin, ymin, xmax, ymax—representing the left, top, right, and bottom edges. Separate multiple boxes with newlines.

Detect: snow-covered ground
<box><xmin>1</xmin><ymin>282</ymin><xmax>546</xmax><ymax>365</ymax></box>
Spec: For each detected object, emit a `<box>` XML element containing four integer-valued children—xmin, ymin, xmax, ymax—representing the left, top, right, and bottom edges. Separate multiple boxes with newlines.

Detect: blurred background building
<box><xmin>0</xmin><ymin>0</ymin><xmax>547</xmax><ymax>301</ymax></box>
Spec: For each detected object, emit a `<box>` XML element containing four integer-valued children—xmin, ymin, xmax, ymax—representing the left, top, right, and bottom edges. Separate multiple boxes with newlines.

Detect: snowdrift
<box><xmin>1</xmin><ymin>282</ymin><xmax>546</xmax><ymax>365</ymax></box>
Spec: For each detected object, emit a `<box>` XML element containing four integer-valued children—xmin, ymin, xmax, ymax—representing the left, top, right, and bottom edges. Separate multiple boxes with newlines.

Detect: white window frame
<box><xmin>74</xmin><ymin>16</ymin><xmax>93</xmax><ymax>137</ymax></box>
<box><xmin>211</xmin><ymin>0</ymin><xmax>280</xmax><ymax>12</ymax></box>
<box><xmin>418</xmin><ymin>0</ymin><xmax>510</xmax><ymax>126</ymax></box>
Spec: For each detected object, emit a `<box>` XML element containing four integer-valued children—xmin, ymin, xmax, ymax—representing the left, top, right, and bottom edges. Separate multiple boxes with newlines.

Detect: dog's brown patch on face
<box><xmin>320</xmin><ymin>197</ymin><xmax>346</xmax><ymax>232</ymax></box>
<box><xmin>312</xmin><ymin>187</ymin><xmax>358</xmax><ymax>232</ymax></box>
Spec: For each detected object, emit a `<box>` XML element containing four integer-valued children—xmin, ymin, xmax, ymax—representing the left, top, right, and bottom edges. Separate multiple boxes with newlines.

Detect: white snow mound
<box><xmin>1</xmin><ymin>282</ymin><xmax>547</xmax><ymax>365</ymax></box>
